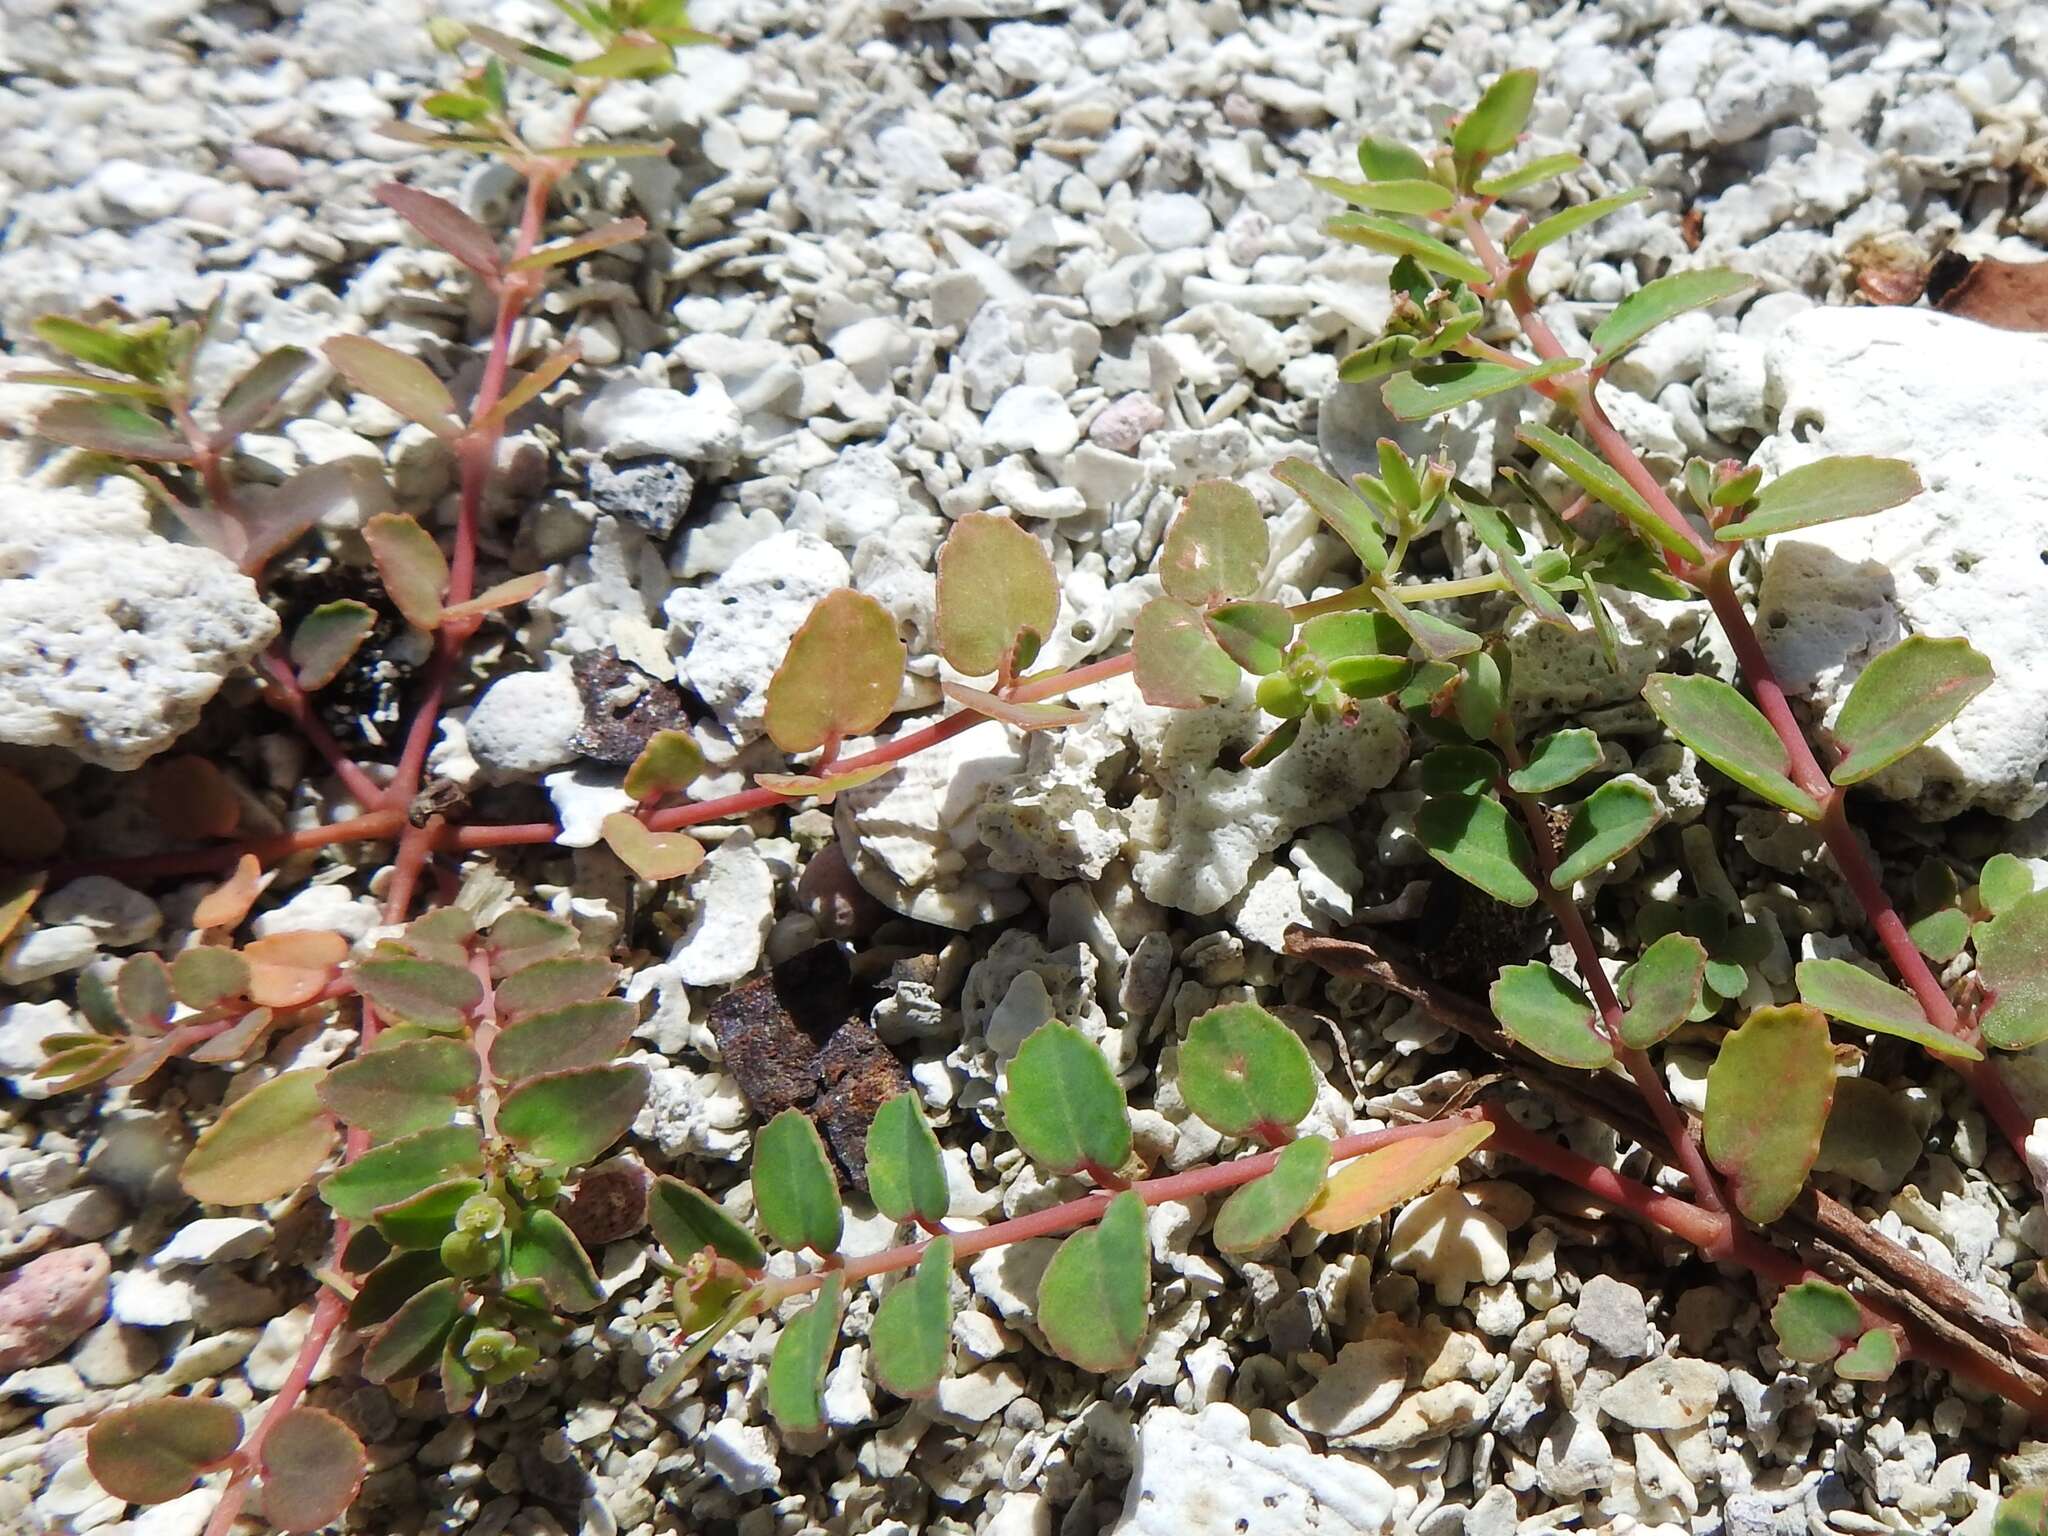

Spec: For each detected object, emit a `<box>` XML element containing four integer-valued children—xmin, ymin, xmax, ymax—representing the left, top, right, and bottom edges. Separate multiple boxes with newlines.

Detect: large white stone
<box><xmin>1114</xmin><ymin>1402</ymin><xmax>1395</xmax><ymax>1536</ymax></box>
<box><xmin>574</xmin><ymin>376</ymin><xmax>741</xmax><ymax>465</ymax></box>
<box><xmin>464</xmin><ymin>666</ymin><xmax>584</xmax><ymax>780</ymax></box>
<box><xmin>1753</xmin><ymin>308</ymin><xmax>2048</xmax><ymax>818</ymax></box>
<box><xmin>0</xmin><ymin>462</ymin><xmax>278</xmax><ymax>768</ymax></box>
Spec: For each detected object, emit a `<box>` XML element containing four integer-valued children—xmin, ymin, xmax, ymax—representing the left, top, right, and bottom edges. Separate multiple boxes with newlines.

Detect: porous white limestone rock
<box><xmin>1110</xmin><ymin>680</ymin><xmax>1405</xmax><ymax>915</ymax></box>
<box><xmin>835</xmin><ymin>726</ymin><xmax>1029</xmax><ymax>929</ymax></box>
<box><xmin>573</xmin><ymin>376</ymin><xmax>742</xmax><ymax>467</ymax></box>
<box><xmin>1287</xmin><ymin>1340</ymin><xmax>1408</xmax><ymax>1437</ymax></box>
<box><xmin>0</xmin><ymin>463</ymin><xmax>277</xmax><ymax>769</ymax></box>
<box><xmin>667</xmin><ymin>833</ymin><xmax>782</xmax><ymax>987</ymax></box>
<box><xmin>1386</xmin><ymin>1187</ymin><xmax>1512</xmax><ymax>1306</ymax></box>
<box><xmin>1116</xmin><ymin>1401</ymin><xmax>1396</xmax><ymax>1535</ymax></box>
<box><xmin>465</xmin><ymin>666</ymin><xmax>584</xmax><ymax>780</ymax></box>
<box><xmin>1753</xmin><ymin>307</ymin><xmax>2048</xmax><ymax>818</ymax></box>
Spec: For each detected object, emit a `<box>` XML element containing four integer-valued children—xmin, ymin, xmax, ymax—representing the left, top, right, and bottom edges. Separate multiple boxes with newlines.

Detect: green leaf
<box><xmin>764</xmin><ymin>588</ymin><xmax>907</xmax><ymax>754</ymax></box>
<box><xmin>1517</xmin><ymin>424</ymin><xmax>1698</xmax><ymax>562</ymax></box>
<box><xmin>1770</xmin><ymin>1278</ymin><xmax>1862</xmax><ymax>1363</ymax></box>
<box><xmin>488</xmin><ymin>998</ymin><xmax>639</xmax><ymax>1081</ymax></box>
<box><xmin>1454</xmin><ymin>652</ymin><xmax>1505</xmax><ymax>741</ymax></box>
<box><xmin>1553</xmin><ymin>776</ymin><xmax>1662</xmax><ymax>887</ymax></box>
<box><xmin>1509</xmin><ymin>729</ymin><xmax>1601</xmax><ymax>793</ymax></box>
<box><xmin>1306</xmin><ymin>1120</ymin><xmax>1495</xmax><ymax>1233</ymax></box>
<box><xmin>866</xmin><ymin>1092</ymin><xmax>950</xmax><ymax>1227</ymax></box>
<box><xmin>1337</xmin><ymin>333</ymin><xmax>1421</xmax><ymax>385</ymax></box>
<box><xmin>1703</xmin><ymin>1004</ymin><xmax>1835</xmax><ymax>1223</ymax></box>
<box><xmin>1213</xmin><ymin>1135</ymin><xmax>1331</xmax><ymax>1252</ymax></box>
<box><xmin>934</xmin><ymin>511</ymin><xmax>1059</xmax><ymax>678</ymax></box>
<box><xmin>1591</xmin><ymin>270</ymin><xmax>1753</xmax><ymax>366</ymax></box>
<box><xmin>1271</xmin><ymin>457</ymin><xmax>1387</xmax><ymax>572</ymax></box>
<box><xmin>1357</xmin><ymin>136</ymin><xmax>1431</xmax><ymax>183</ymax></box>
<box><xmin>570</xmin><ymin>38</ymin><xmax>676</xmax><ymax>79</ymax></box>
<box><xmin>1976</xmin><ymin>890</ymin><xmax>2048</xmax><ymax>1050</ymax></box>
<box><xmin>1618</xmin><ymin>933</ymin><xmax>1709</xmax><ymax>1048</ymax></box>
<box><xmin>1384</xmin><ymin>357</ymin><xmax>1579</xmax><ymax>422</ymax></box>
<box><xmin>1325</xmin><ymin>213</ymin><xmax>1489</xmax><ymax>287</ymax></box>
<box><xmin>871</xmin><ymin>1237</ymin><xmax>954</xmax><ymax>1397</ymax></box>
<box><xmin>1328</xmin><ymin>655</ymin><xmax>1415</xmax><ymax>697</ymax></box>
<box><xmin>1416</xmin><ymin>794</ymin><xmax>1539</xmax><ymax>907</ymax></box>
<box><xmin>1828</xmin><ymin>635</ymin><xmax>1993</xmax><ymax>787</ymax></box>
<box><xmin>212</xmin><ymin>346</ymin><xmax>312</xmax><ymax>444</ymax></box>
<box><xmin>291</xmin><ymin>601</ymin><xmax>377</xmax><ymax>691</ymax></box>
<box><xmin>623</xmin><ymin>730</ymin><xmax>705</xmax><ymax>802</ymax></box>
<box><xmin>362</xmin><ymin>1275</ymin><xmax>464</xmax><ymax>1383</ymax></box>
<box><xmin>1376</xmin><ymin>587</ymin><xmax>1482</xmax><ymax>661</ymax></box>
<box><xmin>1419</xmin><ymin>745</ymin><xmax>1500</xmax><ymax>797</ymax></box>
<box><xmin>508</xmin><ymin>1208</ymin><xmax>603</xmax><ymax>1311</ymax></box>
<box><xmin>35</xmin><ymin>315</ymin><xmax>142</xmax><ymax>374</ymax></box>
<box><xmin>1507</xmin><ymin>189</ymin><xmax>1647</xmax><ymax>262</ymax></box>
<box><xmin>754</xmin><ymin>1109</ymin><xmax>844</xmax><ymax>1254</ymax></box>
<box><xmin>1982</xmin><ymin>853</ymin><xmax>2036</xmax><ymax>916</ymax></box>
<box><xmin>1178</xmin><ymin>1003</ymin><xmax>1318</xmax><ymax>1141</ymax></box>
<box><xmin>86</xmin><ymin>1398</ymin><xmax>243</xmax><ymax>1506</ymax></box>
<box><xmin>488</xmin><ymin>907</ymin><xmax>583</xmax><ymax>975</ymax></box>
<box><xmin>1454</xmin><ymin>69</ymin><xmax>1539</xmax><ymax>166</ymax></box>
<box><xmin>498</xmin><ymin>1063</ymin><xmax>647</xmax><ymax>1172</ymax></box>
<box><xmin>1837</xmin><ymin>1327</ymin><xmax>1899</xmax><ymax>1382</ymax></box>
<box><xmin>182</xmin><ymin>1070</ymin><xmax>338</xmax><ymax>1205</ymax></box>
<box><xmin>1994</xmin><ymin>1490</ymin><xmax>2048</xmax><ymax>1536</ymax></box>
<box><xmin>1036</xmin><ymin>1190</ymin><xmax>1150</xmax><ymax>1371</ymax></box>
<box><xmin>112</xmin><ymin>954</ymin><xmax>169</xmax><ymax>1030</ymax></box>
<box><xmin>350</xmin><ymin>956</ymin><xmax>481</xmax><ymax>1032</ymax></box>
<box><xmin>1716</xmin><ymin>457</ymin><xmax>1922</xmax><ymax>542</ymax></box>
<box><xmin>170</xmin><ymin>947</ymin><xmax>250</xmax><ymax>1009</ymax></box>
<box><xmin>323</xmin><ymin>336</ymin><xmax>461</xmax><ymax>440</ymax></box>
<box><xmin>320</xmin><ymin>1039</ymin><xmax>478</xmax><ymax>1140</ymax></box>
<box><xmin>1132</xmin><ymin>597</ymin><xmax>1240</xmax><ymax>709</ymax></box>
<box><xmin>363</xmin><ymin>513</ymin><xmax>448</xmax><ymax>631</ymax></box>
<box><xmin>1476</xmin><ymin>152</ymin><xmax>1585</xmax><ymax>197</ymax></box>
<box><xmin>258</xmin><ymin>1405</ymin><xmax>367</xmax><ymax>1535</ymax></box>
<box><xmin>1307</xmin><ymin>176</ymin><xmax>1454</xmax><ymax>214</ymax></box>
<box><xmin>766</xmin><ymin>1272</ymin><xmax>843</xmax><ymax>1433</ymax></box>
<box><xmin>38</xmin><ymin>397</ymin><xmax>192</xmax><ymax>462</ymax></box>
<box><xmin>494</xmin><ymin>956</ymin><xmax>616</xmax><ymax>1019</ymax></box>
<box><xmin>1455</xmin><ymin>494</ymin><xmax>1570</xmax><ymax>626</ymax></box>
<box><xmin>1642</xmin><ymin>673</ymin><xmax>1824</xmax><ymax>819</ymax></box>
<box><xmin>1795</xmin><ymin>957</ymin><xmax>1981</xmax><ymax>1060</ymax></box>
<box><xmin>506</xmin><ymin>217</ymin><xmax>648</xmax><ymax>273</ymax></box>
<box><xmin>371</xmin><ymin>1178</ymin><xmax>481</xmax><ymax>1249</ymax></box>
<box><xmin>1161</xmin><ymin>481</ymin><xmax>1267</xmax><ymax>606</ymax></box>
<box><xmin>1002</xmin><ymin>1020</ymin><xmax>1132</xmax><ymax>1177</ymax></box>
<box><xmin>1490</xmin><ymin>963</ymin><xmax>1613</xmax><ymax>1069</ymax></box>
<box><xmin>1910</xmin><ymin>906</ymin><xmax>1971</xmax><ymax>964</ymax></box>
<box><xmin>320</xmin><ymin>1125</ymin><xmax>485</xmax><ymax>1220</ymax></box>
<box><xmin>648</xmin><ymin>1176</ymin><xmax>766</xmax><ymax>1269</ymax></box>
<box><xmin>1207</xmin><ymin>601</ymin><xmax>1293</xmax><ymax>675</ymax></box>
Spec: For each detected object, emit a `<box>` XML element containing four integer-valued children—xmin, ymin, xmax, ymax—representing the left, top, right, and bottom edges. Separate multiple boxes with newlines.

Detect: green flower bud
<box><xmin>1256</xmin><ymin>672</ymin><xmax>1308</xmax><ymax>720</ymax></box>
<box><xmin>440</xmin><ymin>1230</ymin><xmax>495</xmax><ymax>1278</ymax></box>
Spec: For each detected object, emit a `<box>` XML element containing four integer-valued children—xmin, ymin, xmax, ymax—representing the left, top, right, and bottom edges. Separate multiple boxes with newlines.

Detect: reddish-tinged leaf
<box><xmin>1703</xmin><ymin>1004</ymin><xmax>1835</xmax><ymax>1223</ymax></box>
<box><xmin>497</xmin><ymin>1063</ymin><xmax>648</xmax><ymax>1171</ymax></box>
<box><xmin>320</xmin><ymin>1038</ymin><xmax>477</xmax><ymax>1140</ymax></box>
<box><xmin>1177</xmin><ymin>1002</ymin><xmax>1317</xmax><ymax>1140</ymax></box>
<box><xmin>623</xmin><ymin>730</ymin><xmax>705</xmax><ymax>802</ymax></box>
<box><xmin>323</xmin><ymin>336</ymin><xmax>461</xmax><ymax>440</ymax></box>
<box><xmin>1305</xmin><ymin>1121</ymin><xmax>1494</xmax><ymax>1233</ymax></box>
<box><xmin>376</xmin><ymin>184</ymin><xmax>501</xmax><ymax>279</ymax></box>
<box><xmin>242</xmin><ymin>930</ymin><xmax>348</xmax><ymax>1008</ymax></box>
<box><xmin>87</xmin><ymin>1398</ymin><xmax>243</xmax><ymax>1505</ymax></box>
<box><xmin>1977</xmin><ymin>890</ymin><xmax>2048</xmax><ymax>1049</ymax></box>
<box><xmin>37</xmin><ymin>397</ymin><xmax>192</xmax><ymax>462</ymax></box>
<box><xmin>0</xmin><ymin>873</ymin><xmax>44</xmax><ymax>948</ymax></box>
<box><xmin>507</xmin><ymin>217</ymin><xmax>649</xmax><ymax>273</ymax></box>
<box><xmin>170</xmin><ymin>947</ymin><xmax>250</xmax><ymax>1010</ymax></box>
<box><xmin>1132</xmin><ymin>597</ymin><xmax>1239</xmax><ymax>709</ymax></box>
<box><xmin>940</xmin><ymin>682</ymin><xmax>1084</xmax><ymax>732</ymax></box>
<box><xmin>753</xmin><ymin>764</ymin><xmax>893</xmax><ymax>801</ymax></box>
<box><xmin>1213</xmin><ymin>1135</ymin><xmax>1331</xmax><ymax>1252</ymax></box>
<box><xmin>182</xmin><ymin>1069</ymin><xmax>338</xmax><ymax>1205</ymax></box>
<box><xmin>763</xmin><ymin>588</ymin><xmax>906</xmax><ymax>755</ymax></box>
<box><xmin>437</xmin><ymin>571</ymin><xmax>547</xmax><ymax>626</ymax></box>
<box><xmin>258</xmin><ymin>1406</ymin><xmax>367</xmax><ymax>1533</ymax></box>
<box><xmin>1827</xmin><ymin>635</ymin><xmax>1992</xmax><ymax>787</ymax></box>
<box><xmin>473</xmin><ymin>341</ymin><xmax>583</xmax><ymax>433</ymax></box>
<box><xmin>934</xmin><ymin>512</ymin><xmax>1059</xmax><ymax>677</ymax></box>
<box><xmin>871</xmin><ymin>1237</ymin><xmax>954</xmax><ymax>1398</ymax></box>
<box><xmin>766</xmin><ymin>1271</ymin><xmax>843</xmax><ymax>1433</ymax></box>
<box><xmin>291</xmin><ymin>600</ymin><xmax>377</xmax><ymax>691</ymax></box>
<box><xmin>363</xmin><ymin>513</ymin><xmax>448</xmax><ymax>631</ymax></box>
<box><xmin>599</xmin><ymin>813</ymin><xmax>705</xmax><ymax>881</ymax></box>
<box><xmin>350</xmin><ymin>955</ymin><xmax>482</xmax><ymax>1032</ymax></box>
<box><xmin>1160</xmin><ymin>480</ymin><xmax>1267</xmax><ymax>606</ymax></box>
<box><xmin>212</xmin><ymin>346</ymin><xmax>313</xmax><ymax>443</ymax></box>
<box><xmin>193</xmin><ymin>854</ymin><xmax>263</xmax><ymax>931</ymax></box>
<box><xmin>488</xmin><ymin>998</ymin><xmax>639</xmax><ymax>1081</ymax></box>
<box><xmin>494</xmin><ymin>955</ymin><xmax>617</xmax><ymax>1020</ymax></box>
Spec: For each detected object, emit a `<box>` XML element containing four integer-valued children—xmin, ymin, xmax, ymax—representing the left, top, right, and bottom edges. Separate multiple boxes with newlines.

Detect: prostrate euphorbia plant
<box><xmin>11</xmin><ymin>41</ymin><xmax>2048</xmax><ymax>1535</ymax></box>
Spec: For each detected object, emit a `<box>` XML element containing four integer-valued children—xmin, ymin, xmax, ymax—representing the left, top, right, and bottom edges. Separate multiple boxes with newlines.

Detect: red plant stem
<box><xmin>770</xmin><ymin>1113</ymin><xmax>1485</xmax><ymax>1297</ymax></box>
<box><xmin>257</xmin><ymin>651</ymin><xmax>385</xmax><ymax>810</ymax></box>
<box><xmin>1494</xmin><ymin>738</ymin><xmax>1733</xmax><ymax>1241</ymax></box>
<box><xmin>1457</xmin><ymin>197</ymin><xmax>2036</xmax><ymax>1163</ymax></box>
<box><xmin>200</xmin><ymin>1288</ymin><xmax>349</xmax><ymax>1536</ymax></box>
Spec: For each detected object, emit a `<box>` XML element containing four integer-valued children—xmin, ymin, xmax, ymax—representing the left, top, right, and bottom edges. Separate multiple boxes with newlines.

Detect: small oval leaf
<box><xmin>1490</xmin><ymin>963</ymin><xmax>1614</xmax><ymax>1070</ymax></box>
<box><xmin>497</xmin><ymin>1063</ymin><xmax>647</xmax><ymax>1172</ymax></box>
<box><xmin>1703</xmin><ymin>1004</ymin><xmax>1835</xmax><ymax>1224</ymax></box>
<box><xmin>362</xmin><ymin>513</ymin><xmax>449</xmax><ymax>631</ymax></box>
<box><xmin>1160</xmin><ymin>481</ymin><xmax>1267</xmax><ymax>606</ymax></box>
<box><xmin>935</xmin><ymin>512</ymin><xmax>1059</xmax><ymax>677</ymax></box>
<box><xmin>1177</xmin><ymin>1003</ymin><xmax>1318</xmax><ymax>1141</ymax></box>
<box><xmin>1001</xmin><ymin>1021</ymin><xmax>1131</xmax><ymax>1178</ymax></box>
<box><xmin>1132</xmin><ymin>597</ymin><xmax>1240</xmax><ymax>709</ymax></box>
<box><xmin>324</xmin><ymin>336</ymin><xmax>460</xmax><ymax>440</ymax></box>
<box><xmin>1618</xmin><ymin>933</ymin><xmax>1709</xmax><ymax>1049</ymax></box>
<box><xmin>1552</xmin><ymin>776</ymin><xmax>1663</xmax><ymax>887</ymax></box>
<box><xmin>764</xmin><ymin>589</ymin><xmax>907</xmax><ymax>755</ymax></box>
<box><xmin>1591</xmin><ymin>269</ymin><xmax>1753</xmax><ymax>367</ymax></box>
<box><xmin>1642</xmin><ymin>673</ymin><xmax>1823</xmax><ymax>820</ymax></box>
<box><xmin>1213</xmin><ymin>1135</ymin><xmax>1331</xmax><ymax>1253</ymax></box>
<box><xmin>600</xmin><ymin>814</ymin><xmax>706</xmax><ymax>882</ymax></box>
<box><xmin>1272</xmin><ymin>457</ymin><xmax>1387</xmax><ymax>573</ymax></box>
<box><xmin>1716</xmin><ymin>456</ymin><xmax>1922</xmax><ymax>542</ymax></box>
<box><xmin>1977</xmin><ymin>890</ymin><xmax>2048</xmax><ymax>1050</ymax></box>
<box><xmin>87</xmin><ymin>1398</ymin><xmax>243</xmax><ymax>1506</ymax></box>
<box><xmin>1827</xmin><ymin>635</ymin><xmax>1993</xmax><ymax>787</ymax></box>
<box><xmin>508</xmin><ymin>1208</ymin><xmax>604</xmax><ymax>1311</ymax></box>
<box><xmin>1416</xmin><ymin>794</ymin><xmax>1540</xmax><ymax>908</ymax></box>
<box><xmin>648</xmin><ymin>1176</ymin><xmax>767</xmax><ymax>1270</ymax></box>
<box><xmin>1770</xmin><ymin>1277</ymin><xmax>1862</xmax><ymax>1363</ymax></box>
<box><xmin>767</xmin><ymin>1272</ymin><xmax>844</xmax><ymax>1433</ymax></box>
<box><xmin>871</xmin><ymin>1236</ymin><xmax>955</xmax><ymax>1398</ymax></box>
<box><xmin>1795</xmin><ymin>957</ymin><xmax>1981</xmax><ymax>1060</ymax></box>
<box><xmin>258</xmin><ymin>1406</ymin><xmax>367</xmax><ymax>1534</ymax></box>
<box><xmin>362</xmin><ymin>1275</ymin><xmax>464</xmax><ymax>1384</ymax></box>
<box><xmin>623</xmin><ymin>729</ymin><xmax>705</xmax><ymax>802</ymax></box>
<box><xmin>1508</xmin><ymin>728</ymin><xmax>1602</xmax><ymax>794</ymax></box>
<box><xmin>182</xmin><ymin>1070</ymin><xmax>337</xmax><ymax>1205</ymax></box>
<box><xmin>753</xmin><ymin>1109</ymin><xmax>844</xmax><ymax>1255</ymax></box>
<box><xmin>290</xmin><ymin>600</ymin><xmax>377</xmax><ymax>691</ymax></box>
<box><xmin>866</xmin><ymin>1092</ymin><xmax>950</xmax><ymax>1227</ymax></box>
<box><xmin>320</xmin><ymin>1124</ymin><xmax>485</xmax><ymax>1221</ymax></box>
<box><xmin>321</xmin><ymin>1038</ymin><xmax>478</xmax><ymax>1140</ymax></box>
<box><xmin>1036</xmin><ymin>1190</ymin><xmax>1150</xmax><ymax>1371</ymax></box>
<box><xmin>1305</xmin><ymin>1121</ymin><xmax>1495</xmax><ymax>1234</ymax></box>
<box><xmin>350</xmin><ymin>956</ymin><xmax>481</xmax><ymax>1032</ymax></box>
<box><xmin>488</xmin><ymin>998</ymin><xmax>639</xmax><ymax>1082</ymax></box>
